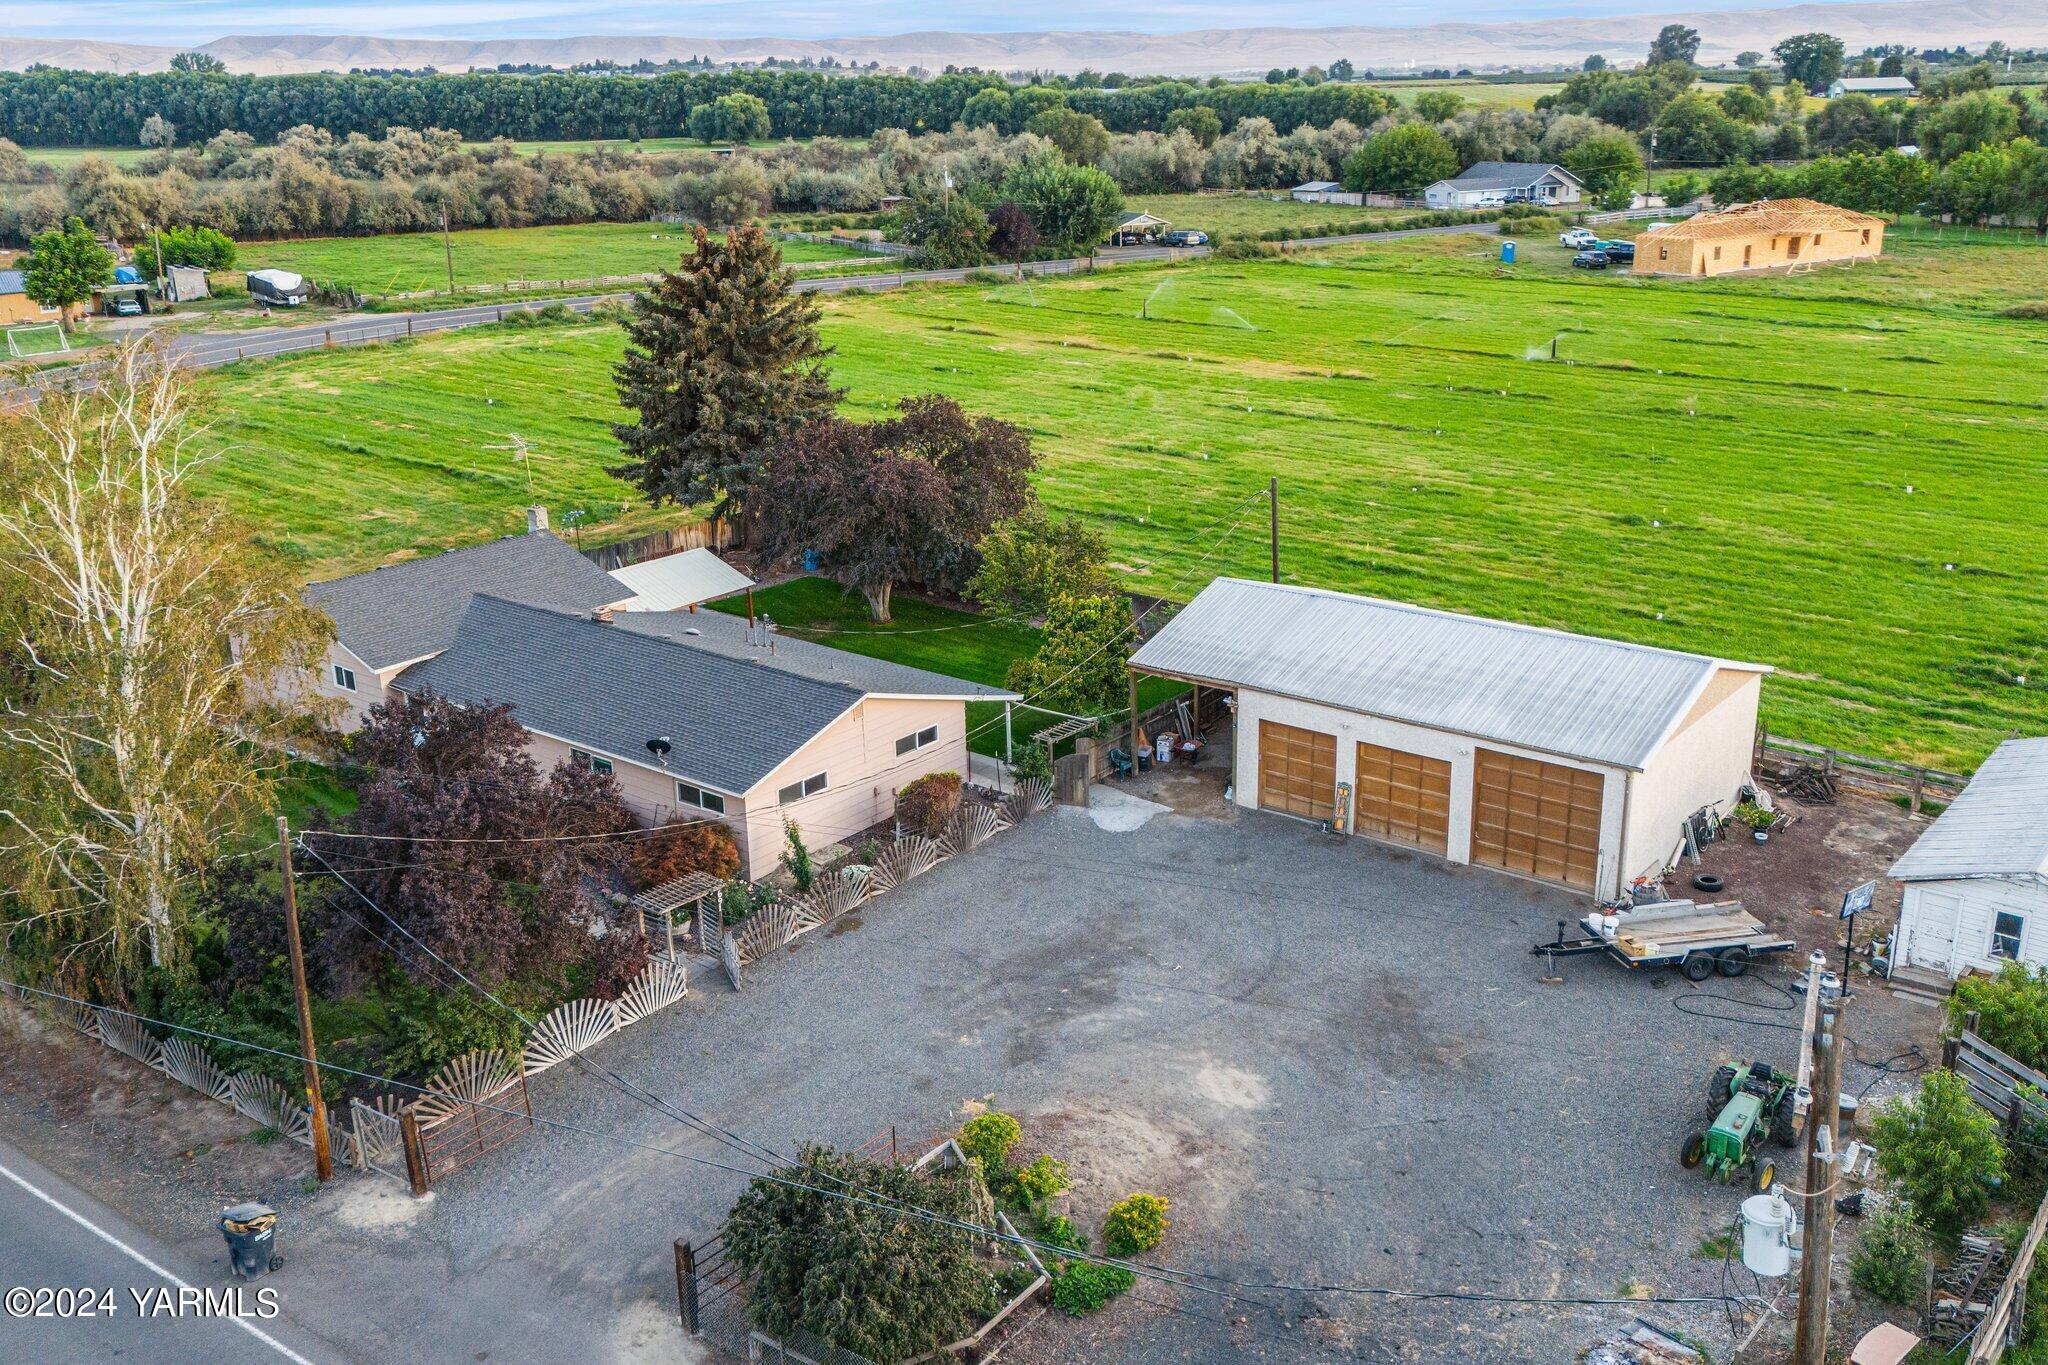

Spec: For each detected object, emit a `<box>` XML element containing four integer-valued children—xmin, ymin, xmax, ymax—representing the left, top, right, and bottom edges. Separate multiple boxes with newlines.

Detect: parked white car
<box><xmin>1560</xmin><ymin>227</ymin><xmax>1600</xmax><ymax>248</ymax></box>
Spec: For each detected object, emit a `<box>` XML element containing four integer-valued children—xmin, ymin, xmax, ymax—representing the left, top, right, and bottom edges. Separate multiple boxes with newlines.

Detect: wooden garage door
<box><xmin>1354</xmin><ymin>742</ymin><xmax>1451</xmax><ymax>855</ymax></box>
<box><xmin>1470</xmin><ymin>748</ymin><xmax>1604</xmax><ymax>891</ymax></box>
<box><xmin>1258</xmin><ymin>720</ymin><xmax>1336</xmax><ymax>822</ymax></box>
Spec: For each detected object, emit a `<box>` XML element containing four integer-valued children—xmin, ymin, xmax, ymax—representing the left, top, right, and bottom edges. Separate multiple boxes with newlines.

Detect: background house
<box><xmin>607</xmin><ymin>546</ymin><xmax>754</xmax><ymax>612</ymax></box>
<box><xmin>1291</xmin><ymin>181</ymin><xmax>1362</xmax><ymax>206</ymax></box>
<box><xmin>1890</xmin><ymin>737</ymin><xmax>2048</xmax><ymax>978</ymax></box>
<box><xmin>1424</xmin><ymin>163</ymin><xmax>1584</xmax><ymax>210</ymax></box>
<box><xmin>1633</xmin><ymin>199</ymin><xmax>1884</xmax><ymax>277</ymax></box>
<box><xmin>1827</xmin><ymin>76</ymin><xmax>1915</xmax><ymax>98</ymax></box>
<box><xmin>0</xmin><ymin>269</ymin><xmax>60</xmax><ymax>326</ymax></box>
<box><xmin>1130</xmin><ymin>578</ymin><xmax>1768</xmax><ymax>899</ymax></box>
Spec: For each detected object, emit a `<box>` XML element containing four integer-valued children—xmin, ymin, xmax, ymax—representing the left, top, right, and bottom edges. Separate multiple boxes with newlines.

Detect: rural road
<box><xmin>21</xmin><ymin>220</ymin><xmax>1504</xmax><ymax>383</ymax></box>
<box><xmin>0</xmin><ymin>1137</ymin><xmax>342</xmax><ymax>1364</ymax></box>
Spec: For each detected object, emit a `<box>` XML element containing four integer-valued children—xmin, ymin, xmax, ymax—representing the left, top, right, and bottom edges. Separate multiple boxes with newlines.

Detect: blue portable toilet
<box><xmin>1500</xmin><ymin>241</ymin><xmax>1517</xmax><ymax>264</ymax></box>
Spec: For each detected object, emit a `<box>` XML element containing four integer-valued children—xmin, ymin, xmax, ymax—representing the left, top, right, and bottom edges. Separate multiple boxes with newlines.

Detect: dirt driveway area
<box><xmin>0</xmin><ymin>777</ymin><xmax>1944</xmax><ymax>1365</ymax></box>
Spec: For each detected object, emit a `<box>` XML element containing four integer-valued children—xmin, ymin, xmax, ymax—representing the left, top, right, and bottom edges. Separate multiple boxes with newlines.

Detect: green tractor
<box><xmin>1681</xmin><ymin>1060</ymin><xmax>1799</xmax><ymax>1192</ymax></box>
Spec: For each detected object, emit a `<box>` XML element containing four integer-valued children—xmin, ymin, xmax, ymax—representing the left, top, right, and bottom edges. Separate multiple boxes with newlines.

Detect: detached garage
<box><xmin>1130</xmin><ymin>579</ymin><xmax>1772</xmax><ymax>899</ymax></box>
<box><xmin>1890</xmin><ymin>737</ymin><xmax>2048</xmax><ymax>979</ymax></box>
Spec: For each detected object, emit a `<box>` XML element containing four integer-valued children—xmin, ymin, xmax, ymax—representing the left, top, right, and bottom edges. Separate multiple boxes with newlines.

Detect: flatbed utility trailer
<box><xmin>1533</xmin><ymin>900</ymin><xmax>1798</xmax><ymax>981</ymax></box>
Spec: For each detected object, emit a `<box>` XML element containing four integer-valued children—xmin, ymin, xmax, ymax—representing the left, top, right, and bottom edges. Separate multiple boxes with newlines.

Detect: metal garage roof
<box><xmin>1130</xmin><ymin>578</ymin><xmax>1770</xmax><ymax>771</ymax></box>
<box><xmin>1890</xmin><ymin>737</ymin><xmax>2048</xmax><ymax>885</ymax></box>
<box><xmin>610</xmin><ymin>548</ymin><xmax>754</xmax><ymax>612</ymax></box>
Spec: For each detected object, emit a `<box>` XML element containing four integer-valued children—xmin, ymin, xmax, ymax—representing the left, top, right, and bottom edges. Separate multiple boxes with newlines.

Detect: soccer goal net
<box><xmin>5</xmin><ymin>322</ymin><xmax>69</xmax><ymax>358</ymax></box>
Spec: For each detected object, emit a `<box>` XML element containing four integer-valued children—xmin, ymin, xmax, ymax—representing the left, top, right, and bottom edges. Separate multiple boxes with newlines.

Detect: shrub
<box><xmin>1103</xmin><ymin>1192</ymin><xmax>1170</xmax><ymax>1256</ymax></box>
<box><xmin>781</xmin><ymin>817</ymin><xmax>814</xmax><ymax>892</ymax></box>
<box><xmin>1732</xmin><ymin>801</ymin><xmax>1776</xmax><ymax>830</ymax></box>
<box><xmin>896</xmin><ymin>771</ymin><xmax>963</xmax><ymax>838</ymax></box>
<box><xmin>1212</xmin><ymin>237</ymin><xmax>1276</xmax><ymax>260</ymax></box>
<box><xmin>1852</xmin><ymin>1199</ymin><xmax>1930</xmax><ymax>1304</ymax></box>
<box><xmin>1009</xmin><ymin>742</ymin><xmax>1053</xmax><ymax>783</ymax></box>
<box><xmin>1050</xmin><ymin>1260</ymin><xmax>1135</xmax><ymax>1315</ymax></box>
<box><xmin>1952</xmin><ymin>963</ymin><xmax>2048</xmax><ymax>1075</ymax></box>
<box><xmin>629</xmin><ymin>816</ymin><xmax>741</xmax><ymax>890</ymax></box>
<box><xmin>1009</xmin><ymin>1154</ymin><xmax>1071</xmax><ymax>1205</ymax></box>
<box><xmin>959</xmin><ymin>1110</ymin><xmax>1022</xmax><ymax>1173</ymax></box>
<box><xmin>377</xmin><ymin>978</ymin><xmax>525</xmax><ymax>1081</ymax></box>
<box><xmin>1034</xmin><ymin>1213</ymin><xmax>1086</xmax><ymax>1253</ymax></box>
<box><xmin>1872</xmin><ymin>1071</ymin><xmax>2006</xmax><ymax>1239</ymax></box>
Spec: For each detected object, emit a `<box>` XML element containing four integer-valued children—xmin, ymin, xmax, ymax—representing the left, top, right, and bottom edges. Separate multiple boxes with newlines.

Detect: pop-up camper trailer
<box><xmin>246</xmin><ymin>269</ymin><xmax>312</xmax><ymax>307</ymax></box>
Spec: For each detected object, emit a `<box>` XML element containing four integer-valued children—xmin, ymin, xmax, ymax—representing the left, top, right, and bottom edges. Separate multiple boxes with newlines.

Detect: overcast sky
<box><xmin>3</xmin><ymin>0</ymin><xmax>1812</xmax><ymax>45</ymax></box>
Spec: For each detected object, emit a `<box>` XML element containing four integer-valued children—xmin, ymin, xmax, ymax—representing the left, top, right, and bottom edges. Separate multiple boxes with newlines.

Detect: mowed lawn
<box><xmin>702</xmin><ymin>577</ymin><xmax>1185</xmax><ymax>755</ymax></box>
<box><xmin>242</xmin><ymin>221</ymin><xmax>870</xmax><ymax>292</ymax></box>
<box><xmin>195</xmin><ymin>232</ymin><xmax>2048</xmax><ymax>768</ymax></box>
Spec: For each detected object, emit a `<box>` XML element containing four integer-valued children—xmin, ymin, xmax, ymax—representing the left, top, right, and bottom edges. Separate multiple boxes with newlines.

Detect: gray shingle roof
<box><xmin>392</xmin><ymin>596</ymin><xmax>865</xmax><ymax>795</ymax></box>
<box><xmin>306</xmin><ymin>531</ymin><xmax>628</xmax><ymax>670</ymax></box>
<box><xmin>1436</xmin><ymin>162</ymin><xmax>1582</xmax><ymax>193</ymax></box>
<box><xmin>617</xmin><ymin>607</ymin><xmax>1017</xmax><ymax>701</ymax></box>
<box><xmin>1890</xmin><ymin>738</ymin><xmax>2048</xmax><ymax>884</ymax></box>
<box><xmin>0</xmin><ymin>269</ymin><xmax>25</xmax><ymax>295</ymax></box>
<box><xmin>1130</xmin><ymin>578</ymin><xmax>1768</xmax><ymax>771</ymax></box>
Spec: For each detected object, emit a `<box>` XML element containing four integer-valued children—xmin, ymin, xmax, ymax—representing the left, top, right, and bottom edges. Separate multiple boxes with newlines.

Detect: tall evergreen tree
<box><xmin>610</xmin><ymin>224</ymin><xmax>839</xmax><ymax>516</ymax></box>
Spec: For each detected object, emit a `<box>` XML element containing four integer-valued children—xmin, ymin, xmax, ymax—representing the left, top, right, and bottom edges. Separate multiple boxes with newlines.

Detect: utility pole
<box><xmin>276</xmin><ymin>818</ymin><xmax>333</xmax><ymax>1183</ymax></box>
<box><xmin>1793</xmin><ymin>996</ymin><xmax>1842</xmax><ymax>1365</ymax></box>
<box><xmin>440</xmin><ymin>205</ymin><xmax>457</xmax><ymax>297</ymax></box>
<box><xmin>1268</xmin><ymin>476</ymin><xmax>1281</xmax><ymax>583</ymax></box>
<box><xmin>1646</xmin><ymin>131</ymin><xmax>1658</xmax><ymax>207</ymax></box>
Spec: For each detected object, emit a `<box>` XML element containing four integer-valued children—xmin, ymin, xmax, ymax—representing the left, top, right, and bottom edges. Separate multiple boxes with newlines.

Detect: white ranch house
<box><xmin>1424</xmin><ymin>162</ymin><xmax>1585</xmax><ymax>210</ymax></box>
<box><xmin>1890</xmin><ymin>737</ymin><xmax>2048</xmax><ymax>978</ymax></box>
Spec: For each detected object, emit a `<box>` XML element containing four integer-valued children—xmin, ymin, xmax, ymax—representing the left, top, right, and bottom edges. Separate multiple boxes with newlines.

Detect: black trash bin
<box><xmin>219</xmin><ymin>1201</ymin><xmax>284</xmax><ymax>1278</ymax></box>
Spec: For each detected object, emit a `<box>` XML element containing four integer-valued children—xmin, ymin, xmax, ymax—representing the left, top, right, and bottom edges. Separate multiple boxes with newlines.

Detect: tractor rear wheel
<box><xmin>1772</xmin><ymin>1108</ymin><xmax>1798</xmax><ymax>1148</ymax></box>
<box><xmin>1711</xmin><ymin>1065</ymin><xmax>1737</xmax><ymax>1105</ymax></box>
<box><xmin>1682</xmin><ymin>953</ymin><xmax>1715</xmax><ymax>982</ymax></box>
<box><xmin>1682</xmin><ymin>1133</ymin><xmax>1707</xmax><ymax>1169</ymax></box>
<box><xmin>1753</xmin><ymin>1160</ymin><xmax>1777</xmax><ymax>1193</ymax></box>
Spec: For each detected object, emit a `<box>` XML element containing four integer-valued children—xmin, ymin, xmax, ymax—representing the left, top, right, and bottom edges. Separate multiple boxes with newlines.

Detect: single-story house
<box><xmin>1109</xmin><ymin>211</ymin><xmax>1171</xmax><ymax>246</ymax></box>
<box><xmin>0</xmin><ymin>269</ymin><xmax>60</xmax><ymax>326</ymax></box>
<box><xmin>1889</xmin><ymin>738</ymin><xmax>2048</xmax><ymax>979</ymax></box>
<box><xmin>1827</xmin><ymin>76</ymin><xmax>1914</xmax><ymax>99</ymax></box>
<box><xmin>1424</xmin><ymin>162</ymin><xmax>1584</xmax><ymax>210</ymax></box>
<box><xmin>304</xmin><ymin>508</ymin><xmax>1016</xmax><ymax>878</ymax></box>
<box><xmin>607</xmin><ymin>547</ymin><xmax>754</xmax><ymax>612</ymax></box>
<box><xmin>1129</xmin><ymin>578</ymin><xmax>1771</xmax><ymax>899</ymax></box>
<box><xmin>1291</xmin><ymin>181</ymin><xmax>1362</xmax><ymax>206</ymax></box>
<box><xmin>1633</xmin><ymin>198</ymin><xmax>1885</xmax><ymax>277</ymax></box>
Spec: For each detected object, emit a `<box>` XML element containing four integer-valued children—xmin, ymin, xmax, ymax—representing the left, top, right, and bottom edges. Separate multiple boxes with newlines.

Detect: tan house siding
<box><xmin>0</xmin><ymin>292</ymin><xmax>60</xmax><ymax>326</ymax></box>
<box><xmin>1620</xmin><ymin>669</ymin><xmax>1763</xmax><ymax>887</ymax></box>
<box><xmin>316</xmin><ymin>640</ymin><xmax>423</xmax><ymax>729</ymax></box>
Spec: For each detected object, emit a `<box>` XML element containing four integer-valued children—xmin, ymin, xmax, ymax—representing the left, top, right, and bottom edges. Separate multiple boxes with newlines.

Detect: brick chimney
<box><xmin>526</xmin><ymin>505</ymin><xmax>549</xmax><ymax>534</ymax></box>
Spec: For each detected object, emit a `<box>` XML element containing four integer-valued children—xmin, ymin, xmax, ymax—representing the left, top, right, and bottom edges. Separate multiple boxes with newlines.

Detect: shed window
<box><xmin>676</xmin><ymin>781</ymin><xmax>726</xmax><ymax>814</ymax></box>
<box><xmin>1743</xmin><ymin>245</ymin><xmax>1752</xmax><ymax>267</ymax></box>
<box><xmin>778</xmin><ymin>772</ymin><xmax>828</xmax><ymax>805</ymax></box>
<box><xmin>1658</xmin><ymin>246</ymin><xmax>1668</xmax><ymax>261</ymax></box>
<box><xmin>896</xmin><ymin>725</ymin><xmax>940</xmax><ymax>756</ymax></box>
<box><xmin>571</xmin><ymin>748</ymin><xmax>614</xmax><ymax>776</ymax></box>
<box><xmin>332</xmin><ymin>663</ymin><xmax>356</xmax><ymax>691</ymax></box>
<box><xmin>1994</xmin><ymin>911</ymin><xmax>2026</xmax><ymax>961</ymax></box>
<box><xmin>1860</xmin><ymin>228</ymin><xmax>1871</xmax><ymax>245</ymax></box>
<box><xmin>1713</xmin><ymin>246</ymin><xmax>1721</xmax><ymax>261</ymax></box>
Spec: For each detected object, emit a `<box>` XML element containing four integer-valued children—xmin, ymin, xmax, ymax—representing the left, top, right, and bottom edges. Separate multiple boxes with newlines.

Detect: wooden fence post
<box><xmin>1910</xmin><ymin>767</ymin><xmax>1925</xmax><ymax>815</ymax></box>
<box><xmin>675</xmin><ymin>1239</ymin><xmax>699</xmax><ymax>1333</ymax></box>
<box><xmin>399</xmin><ymin>1108</ymin><xmax>429</xmax><ymax>1197</ymax></box>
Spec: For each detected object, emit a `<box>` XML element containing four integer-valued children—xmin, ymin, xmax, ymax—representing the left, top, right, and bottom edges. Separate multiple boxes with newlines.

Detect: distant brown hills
<box><xmin>2</xmin><ymin>0</ymin><xmax>2044</xmax><ymax>78</ymax></box>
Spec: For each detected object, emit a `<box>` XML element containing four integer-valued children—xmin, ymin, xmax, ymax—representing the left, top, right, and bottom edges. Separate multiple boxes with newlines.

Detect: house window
<box><xmin>332</xmin><ymin>663</ymin><xmax>356</xmax><ymax>691</ymax></box>
<box><xmin>1860</xmin><ymin>228</ymin><xmax>1871</xmax><ymax>245</ymax></box>
<box><xmin>1994</xmin><ymin>911</ymin><xmax>2026</xmax><ymax>961</ymax></box>
<box><xmin>895</xmin><ymin>725</ymin><xmax>940</xmax><ymax>756</ymax></box>
<box><xmin>1743</xmin><ymin>245</ymin><xmax>1752</xmax><ymax>267</ymax></box>
<box><xmin>571</xmin><ymin>748</ymin><xmax>614</xmax><ymax>776</ymax></box>
<box><xmin>1658</xmin><ymin>246</ymin><xmax>1668</xmax><ymax>261</ymax></box>
<box><xmin>777</xmin><ymin>772</ymin><xmax>828</xmax><ymax>805</ymax></box>
<box><xmin>1713</xmin><ymin>246</ymin><xmax>1721</xmax><ymax>260</ymax></box>
<box><xmin>676</xmin><ymin>781</ymin><xmax>726</xmax><ymax>815</ymax></box>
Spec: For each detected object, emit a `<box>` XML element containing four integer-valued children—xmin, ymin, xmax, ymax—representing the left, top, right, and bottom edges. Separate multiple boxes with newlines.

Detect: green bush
<box><xmin>781</xmin><ymin>817</ymin><xmax>814</xmax><ymax>892</ymax></box>
<box><xmin>895</xmin><ymin>771</ymin><xmax>963</xmax><ymax>839</ymax></box>
<box><xmin>1050</xmin><ymin>1260</ymin><xmax>1135</xmax><ymax>1315</ymax></box>
<box><xmin>1872</xmin><ymin>1071</ymin><xmax>2007</xmax><ymax>1239</ymax></box>
<box><xmin>1103</xmin><ymin>1192</ymin><xmax>1170</xmax><ymax>1256</ymax></box>
<box><xmin>1009</xmin><ymin>1154</ymin><xmax>1070</xmax><ymax>1205</ymax></box>
<box><xmin>1952</xmin><ymin>963</ymin><xmax>2048</xmax><ymax>1074</ymax></box>
<box><xmin>1034</xmin><ymin>1213</ymin><xmax>1086</xmax><ymax>1253</ymax></box>
<box><xmin>377</xmin><ymin>979</ymin><xmax>524</xmax><ymax>1081</ymax></box>
<box><xmin>959</xmin><ymin>1111</ymin><xmax>1022</xmax><ymax>1173</ymax></box>
<box><xmin>1009</xmin><ymin>742</ymin><xmax>1053</xmax><ymax>783</ymax></box>
<box><xmin>1851</xmin><ymin>1199</ymin><xmax>1931</xmax><ymax>1303</ymax></box>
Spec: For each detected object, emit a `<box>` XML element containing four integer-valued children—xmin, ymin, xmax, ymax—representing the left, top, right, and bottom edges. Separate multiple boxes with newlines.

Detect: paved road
<box><xmin>0</xmin><ymin>1138</ymin><xmax>340</xmax><ymax>1365</ymax></box>
<box><xmin>26</xmin><ymin>222</ymin><xmax>1500</xmax><ymax>382</ymax></box>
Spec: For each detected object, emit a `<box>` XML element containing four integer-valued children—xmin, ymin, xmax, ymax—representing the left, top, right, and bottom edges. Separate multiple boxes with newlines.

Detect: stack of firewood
<box><xmin>1779</xmin><ymin>762</ymin><xmax>1839</xmax><ymax>804</ymax></box>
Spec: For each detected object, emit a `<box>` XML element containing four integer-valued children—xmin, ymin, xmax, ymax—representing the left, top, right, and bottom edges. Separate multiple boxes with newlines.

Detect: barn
<box><xmin>1129</xmin><ymin>579</ymin><xmax>1771</xmax><ymax>899</ymax></box>
<box><xmin>1890</xmin><ymin>737</ymin><xmax>2048</xmax><ymax>979</ymax></box>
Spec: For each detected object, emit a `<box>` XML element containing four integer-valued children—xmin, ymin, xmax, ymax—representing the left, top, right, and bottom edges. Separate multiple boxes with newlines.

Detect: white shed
<box><xmin>1890</xmin><ymin>737</ymin><xmax>2048</xmax><ymax>978</ymax></box>
<box><xmin>1130</xmin><ymin>579</ymin><xmax>1771</xmax><ymax>899</ymax></box>
<box><xmin>607</xmin><ymin>548</ymin><xmax>754</xmax><ymax>612</ymax></box>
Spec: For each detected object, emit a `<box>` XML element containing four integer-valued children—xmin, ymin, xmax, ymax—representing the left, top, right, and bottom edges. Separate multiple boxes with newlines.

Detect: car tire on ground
<box><xmin>1682</xmin><ymin>952</ymin><xmax>1715</xmax><ymax>982</ymax></box>
<box><xmin>1692</xmin><ymin>873</ymin><xmax>1725</xmax><ymax>894</ymax></box>
<box><xmin>1716</xmin><ymin>947</ymin><xmax>1750</xmax><ymax>977</ymax></box>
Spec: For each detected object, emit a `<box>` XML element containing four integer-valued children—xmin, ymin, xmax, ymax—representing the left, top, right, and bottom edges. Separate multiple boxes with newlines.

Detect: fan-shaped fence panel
<box><xmin>521</xmin><ymin>997</ymin><xmax>620</xmax><ymax>1076</ymax></box>
<box><xmin>158</xmin><ymin>1035</ymin><xmax>234</xmax><ymax>1104</ymax></box>
<box><xmin>1005</xmin><ymin>777</ymin><xmax>1055</xmax><ymax>822</ymax></box>
<box><xmin>412</xmin><ymin>1049</ymin><xmax>521</xmax><ymax>1128</ymax></box>
<box><xmin>613</xmin><ymin>958</ymin><xmax>688</xmax><ymax>1027</ymax></box>
<box><xmin>94</xmin><ymin>1006</ymin><xmax>163</xmax><ymax>1069</ymax></box>
<box><xmin>228</xmin><ymin>1071</ymin><xmax>306</xmax><ymax>1138</ymax></box>
<box><xmin>867</xmin><ymin>836</ymin><xmax>944</xmax><ymax>893</ymax></box>
<box><xmin>945</xmin><ymin>803</ymin><xmax>1012</xmax><ymax>855</ymax></box>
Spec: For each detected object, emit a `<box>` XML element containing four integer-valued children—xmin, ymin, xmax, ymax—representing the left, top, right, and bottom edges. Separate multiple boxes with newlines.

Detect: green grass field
<box><xmin>194</xmin><ymin>230</ymin><xmax>2048</xmax><ymax>768</ymax></box>
<box><xmin>1126</xmin><ymin>194</ymin><xmax>1426</xmax><ymax>239</ymax></box>
<box><xmin>1365</xmin><ymin>79</ymin><xmax>1566</xmax><ymax>111</ymax></box>
<box><xmin>240</xmin><ymin>221</ymin><xmax>871</xmax><ymax>293</ymax></box>
<box><xmin>703</xmin><ymin>577</ymin><xmax>1184</xmax><ymax>754</ymax></box>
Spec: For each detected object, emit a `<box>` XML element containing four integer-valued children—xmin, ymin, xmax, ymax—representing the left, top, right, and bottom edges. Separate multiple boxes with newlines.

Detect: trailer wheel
<box><xmin>1716</xmin><ymin>947</ymin><xmax>1751</xmax><ymax>978</ymax></box>
<box><xmin>1682</xmin><ymin>1133</ymin><xmax>1707</xmax><ymax>1169</ymax></box>
<box><xmin>1753</xmin><ymin>1160</ymin><xmax>1777</xmax><ymax>1193</ymax></box>
<box><xmin>1682</xmin><ymin>952</ymin><xmax>1715</xmax><ymax>982</ymax></box>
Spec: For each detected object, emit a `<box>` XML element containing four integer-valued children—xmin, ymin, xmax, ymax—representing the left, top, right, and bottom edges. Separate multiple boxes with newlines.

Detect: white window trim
<box><xmin>1992</xmin><ymin>910</ymin><xmax>2026</xmax><ymax>962</ymax></box>
<box><xmin>778</xmin><ymin>772</ymin><xmax>828</xmax><ymax>805</ymax></box>
<box><xmin>676</xmin><ymin>780</ymin><xmax>727</xmax><ymax>815</ymax></box>
<box><xmin>332</xmin><ymin>663</ymin><xmax>356</xmax><ymax>691</ymax></box>
<box><xmin>571</xmin><ymin>747</ymin><xmax>614</xmax><ymax>776</ymax></box>
<box><xmin>895</xmin><ymin>724</ymin><xmax>940</xmax><ymax>756</ymax></box>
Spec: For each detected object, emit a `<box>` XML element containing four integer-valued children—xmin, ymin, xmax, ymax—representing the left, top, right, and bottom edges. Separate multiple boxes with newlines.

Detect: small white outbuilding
<box><xmin>1890</xmin><ymin>737</ymin><xmax>2048</xmax><ymax>978</ymax></box>
<box><xmin>1130</xmin><ymin>578</ymin><xmax>1771</xmax><ymax>899</ymax></box>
